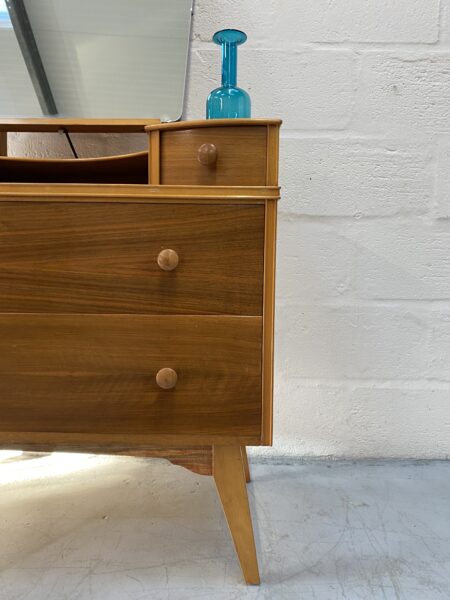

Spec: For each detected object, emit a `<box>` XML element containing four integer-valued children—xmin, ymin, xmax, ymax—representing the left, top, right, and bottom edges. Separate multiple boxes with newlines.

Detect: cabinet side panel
<box><xmin>261</xmin><ymin>124</ymin><xmax>280</xmax><ymax>445</ymax></box>
<box><xmin>261</xmin><ymin>200</ymin><xmax>277</xmax><ymax>445</ymax></box>
<box><xmin>266</xmin><ymin>125</ymin><xmax>279</xmax><ymax>186</ymax></box>
<box><xmin>149</xmin><ymin>130</ymin><xmax>160</xmax><ymax>184</ymax></box>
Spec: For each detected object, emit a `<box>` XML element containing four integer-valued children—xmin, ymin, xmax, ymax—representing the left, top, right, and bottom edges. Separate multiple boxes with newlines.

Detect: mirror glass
<box><xmin>0</xmin><ymin>0</ymin><xmax>193</xmax><ymax>121</ymax></box>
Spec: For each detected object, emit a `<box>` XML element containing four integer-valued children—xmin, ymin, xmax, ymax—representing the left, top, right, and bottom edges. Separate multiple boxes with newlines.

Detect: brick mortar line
<box><xmin>249</xmin><ymin>457</ymin><xmax>450</xmax><ymax>465</ymax></box>
<box><xmin>190</xmin><ymin>39</ymin><xmax>450</xmax><ymax>54</ymax></box>
<box><xmin>276</xmin><ymin>377</ymin><xmax>450</xmax><ymax>388</ymax></box>
<box><xmin>277</xmin><ymin>213</ymin><xmax>440</xmax><ymax>223</ymax></box>
<box><xmin>276</xmin><ymin>299</ymin><xmax>450</xmax><ymax>307</ymax></box>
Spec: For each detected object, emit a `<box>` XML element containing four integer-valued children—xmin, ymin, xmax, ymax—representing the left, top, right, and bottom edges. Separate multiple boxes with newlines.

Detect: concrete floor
<box><xmin>0</xmin><ymin>454</ymin><xmax>449</xmax><ymax>600</ymax></box>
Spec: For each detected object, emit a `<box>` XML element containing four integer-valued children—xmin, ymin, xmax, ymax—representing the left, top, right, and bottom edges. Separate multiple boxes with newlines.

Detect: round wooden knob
<box><xmin>156</xmin><ymin>368</ymin><xmax>178</xmax><ymax>390</ymax></box>
<box><xmin>157</xmin><ymin>249</ymin><xmax>179</xmax><ymax>271</ymax></box>
<box><xmin>197</xmin><ymin>143</ymin><xmax>217</xmax><ymax>166</ymax></box>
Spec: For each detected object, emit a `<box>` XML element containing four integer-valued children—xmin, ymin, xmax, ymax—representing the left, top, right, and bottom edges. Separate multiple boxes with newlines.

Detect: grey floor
<box><xmin>0</xmin><ymin>454</ymin><xmax>449</xmax><ymax>600</ymax></box>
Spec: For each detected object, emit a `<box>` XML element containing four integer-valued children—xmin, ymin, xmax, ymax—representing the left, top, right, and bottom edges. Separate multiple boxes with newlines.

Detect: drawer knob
<box><xmin>197</xmin><ymin>143</ymin><xmax>217</xmax><ymax>166</ymax></box>
<box><xmin>156</xmin><ymin>368</ymin><xmax>178</xmax><ymax>390</ymax></box>
<box><xmin>157</xmin><ymin>248</ymin><xmax>179</xmax><ymax>271</ymax></box>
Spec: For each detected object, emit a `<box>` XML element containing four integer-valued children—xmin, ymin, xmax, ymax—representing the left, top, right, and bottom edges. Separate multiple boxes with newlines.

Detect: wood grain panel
<box><xmin>160</xmin><ymin>127</ymin><xmax>267</xmax><ymax>186</ymax></box>
<box><xmin>0</xmin><ymin>315</ymin><xmax>262</xmax><ymax>437</ymax></box>
<box><xmin>0</xmin><ymin>202</ymin><xmax>264</xmax><ymax>314</ymax></box>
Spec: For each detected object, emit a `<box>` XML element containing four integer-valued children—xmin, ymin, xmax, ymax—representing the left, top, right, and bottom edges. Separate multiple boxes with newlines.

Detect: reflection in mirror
<box><xmin>0</xmin><ymin>0</ymin><xmax>193</xmax><ymax>121</ymax></box>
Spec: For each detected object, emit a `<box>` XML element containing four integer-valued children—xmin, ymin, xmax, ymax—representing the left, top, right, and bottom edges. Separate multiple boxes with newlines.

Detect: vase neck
<box><xmin>221</xmin><ymin>42</ymin><xmax>237</xmax><ymax>87</ymax></box>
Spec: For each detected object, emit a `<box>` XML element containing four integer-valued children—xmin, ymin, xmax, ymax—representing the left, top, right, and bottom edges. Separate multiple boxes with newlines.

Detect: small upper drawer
<box><xmin>159</xmin><ymin>126</ymin><xmax>268</xmax><ymax>186</ymax></box>
<box><xmin>0</xmin><ymin>201</ymin><xmax>264</xmax><ymax>315</ymax></box>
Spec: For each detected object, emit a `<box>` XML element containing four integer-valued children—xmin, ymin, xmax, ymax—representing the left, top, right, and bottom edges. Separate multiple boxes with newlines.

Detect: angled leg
<box><xmin>241</xmin><ymin>445</ymin><xmax>251</xmax><ymax>483</ymax></box>
<box><xmin>213</xmin><ymin>445</ymin><xmax>260</xmax><ymax>585</ymax></box>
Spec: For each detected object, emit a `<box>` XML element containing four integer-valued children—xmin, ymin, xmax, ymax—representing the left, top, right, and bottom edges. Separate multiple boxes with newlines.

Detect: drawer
<box><xmin>0</xmin><ymin>314</ymin><xmax>262</xmax><ymax>438</ymax></box>
<box><xmin>0</xmin><ymin>201</ymin><xmax>264</xmax><ymax>315</ymax></box>
<box><xmin>160</xmin><ymin>126</ymin><xmax>267</xmax><ymax>186</ymax></box>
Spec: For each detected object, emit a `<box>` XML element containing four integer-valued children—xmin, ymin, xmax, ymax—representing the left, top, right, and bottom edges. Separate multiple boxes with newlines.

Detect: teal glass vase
<box><xmin>206</xmin><ymin>29</ymin><xmax>251</xmax><ymax>119</ymax></box>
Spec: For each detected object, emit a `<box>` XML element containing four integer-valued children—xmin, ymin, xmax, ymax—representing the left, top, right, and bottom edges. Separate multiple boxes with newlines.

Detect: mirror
<box><xmin>0</xmin><ymin>0</ymin><xmax>193</xmax><ymax>121</ymax></box>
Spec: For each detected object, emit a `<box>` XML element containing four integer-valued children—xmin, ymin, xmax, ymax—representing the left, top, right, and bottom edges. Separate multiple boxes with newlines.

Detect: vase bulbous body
<box><xmin>207</xmin><ymin>86</ymin><xmax>250</xmax><ymax>119</ymax></box>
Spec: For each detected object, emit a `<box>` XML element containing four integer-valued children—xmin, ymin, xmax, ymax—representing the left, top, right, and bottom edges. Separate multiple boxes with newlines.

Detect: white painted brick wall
<box><xmin>188</xmin><ymin>0</ymin><xmax>450</xmax><ymax>459</ymax></box>
<box><xmin>281</xmin><ymin>138</ymin><xmax>433</xmax><ymax>216</ymax></box>
<box><xmin>273</xmin><ymin>0</ymin><xmax>440</xmax><ymax>45</ymax></box>
<box><xmin>8</xmin><ymin>0</ymin><xmax>450</xmax><ymax>458</ymax></box>
<box><xmin>437</xmin><ymin>139</ymin><xmax>450</xmax><ymax>217</ymax></box>
<box><xmin>277</xmin><ymin>305</ymin><xmax>429</xmax><ymax>381</ymax></box>
<box><xmin>355</xmin><ymin>53</ymin><xmax>450</xmax><ymax>135</ymax></box>
<box><xmin>430</xmin><ymin>311</ymin><xmax>450</xmax><ymax>380</ymax></box>
<box><xmin>348</xmin><ymin>221</ymin><xmax>450</xmax><ymax>300</ymax></box>
<box><xmin>274</xmin><ymin>384</ymin><xmax>450</xmax><ymax>458</ymax></box>
<box><xmin>444</xmin><ymin>0</ymin><xmax>450</xmax><ymax>44</ymax></box>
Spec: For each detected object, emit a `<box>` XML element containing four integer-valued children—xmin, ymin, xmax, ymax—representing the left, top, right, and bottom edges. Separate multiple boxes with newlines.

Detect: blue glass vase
<box><xmin>206</xmin><ymin>29</ymin><xmax>251</xmax><ymax>119</ymax></box>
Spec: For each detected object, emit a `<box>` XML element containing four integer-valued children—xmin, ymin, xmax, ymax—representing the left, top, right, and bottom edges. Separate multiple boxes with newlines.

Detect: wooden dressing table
<box><xmin>0</xmin><ymin>118</ymin><xmax>280</xmax><ymax>585</ymax></box>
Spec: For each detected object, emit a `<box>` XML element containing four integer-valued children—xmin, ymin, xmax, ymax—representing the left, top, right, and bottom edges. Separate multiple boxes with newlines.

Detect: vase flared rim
<box><xmin>212</xmin><ymin>29</ymin><xmax>247</xmax><ymax>45</ymax></box>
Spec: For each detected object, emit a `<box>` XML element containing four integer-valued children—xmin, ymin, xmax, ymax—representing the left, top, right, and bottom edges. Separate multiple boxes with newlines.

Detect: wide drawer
<box><xmin>0</xmin><ymin>314</ymin><xmax>262</xmax><ymax>437</ymax></box>
<box><xmin>160</xmin><ymin>126</ymin><xmax>268</xmax><ymax>186</ymax></box>
<box><xmin>0</xmin><ymin>202</ymin><xmax>264</xmax><ymax>315</ymax></box>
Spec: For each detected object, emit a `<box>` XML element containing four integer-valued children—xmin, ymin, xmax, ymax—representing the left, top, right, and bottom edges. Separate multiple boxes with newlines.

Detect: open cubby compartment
<box><xmin>0</xmin><ymin>151</ymin><xmax>149</xmax><ymax>184</ymax></box>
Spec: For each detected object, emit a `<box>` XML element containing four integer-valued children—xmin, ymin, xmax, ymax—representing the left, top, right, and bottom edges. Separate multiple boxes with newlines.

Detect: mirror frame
<box><xmin>0</xmin><ymin>0</ymin><xmax>194</xmax><ymax>126</ymax></box>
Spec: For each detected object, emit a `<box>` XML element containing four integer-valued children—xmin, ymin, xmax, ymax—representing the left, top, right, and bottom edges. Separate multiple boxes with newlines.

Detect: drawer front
<box><xmin>160</xmin><ymin>126</ymin><xmax>267</xmax><ymax>186</ymax></box>
<box><xmin>0</xmin><ymin>202</ymin><xmax>264</xmax><ymax>315</ymax></box>
<box><xmin>0</xmin><ymin>315</ymin><xmax>262</xmax><ymax>437</ymax></box>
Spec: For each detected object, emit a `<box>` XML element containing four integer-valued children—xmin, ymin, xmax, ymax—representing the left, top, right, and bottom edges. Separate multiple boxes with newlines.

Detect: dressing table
<box><xmin>0</xmin><ymin>117</ymin><xmax>280</xmax><ymax>584</ymax></box>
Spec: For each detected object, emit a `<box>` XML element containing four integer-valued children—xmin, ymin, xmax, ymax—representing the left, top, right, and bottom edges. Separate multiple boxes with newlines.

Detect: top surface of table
<box><xmin>0</xmin><ymin>118</ymin><xmax>282</xmax><ymax>133</ymax></box>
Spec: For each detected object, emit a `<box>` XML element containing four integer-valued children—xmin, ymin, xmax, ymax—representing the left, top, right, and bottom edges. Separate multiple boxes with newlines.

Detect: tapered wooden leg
<box><xmin>213</xmin><ymin>445</ymin><xmax>260</xmax><ymax>585</ymax></box>
<box><xmin>241</xmin><ymin>446</ymin><xmax>251</xmax><ymax>483</ymax></box>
